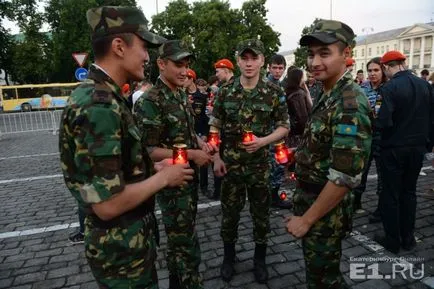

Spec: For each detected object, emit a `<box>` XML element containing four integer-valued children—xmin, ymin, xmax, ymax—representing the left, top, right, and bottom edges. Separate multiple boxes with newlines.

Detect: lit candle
<box><xmin>173</xmin><ymin>143</ymin><xmax>188</xmax><ymax>164</ymax></box>
<box><xmin>242</xmin><ymin>130</ymin><xmax>254</xmax><ymax>144</ymax></box>
<box><xmin>289</xmin><ymin>172</ymin><xmax>297</xmax><ymax>181</ymax></box>
<box><xmin>208</xmin><ymin>129</ymin><xmax>220</xmax><ymax>146</ymax></box>
<box><xmin>274</xmin><ymin>141</ymin><xmax>289</xmax><ymax>164</ymax></box>
<box><xmin>279</xmin><ymin>191</ymin><xmax>287</xmax><ymax>201</ymax></box>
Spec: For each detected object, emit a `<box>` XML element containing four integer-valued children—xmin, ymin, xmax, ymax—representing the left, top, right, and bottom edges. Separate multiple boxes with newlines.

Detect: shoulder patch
<box><xmin>336</xmin><ymin>124</ymin><xmax>358</xmax><ymax>136</ymax></box>
<box><xmin>92</xmin><ymin>82</ymin><xmax>113</xmax><ymax>104</ymax></box>
<box><xmin>342</xmin><ymin>85</ymin><xmax>359</xmax><ymax>110</ymax></box>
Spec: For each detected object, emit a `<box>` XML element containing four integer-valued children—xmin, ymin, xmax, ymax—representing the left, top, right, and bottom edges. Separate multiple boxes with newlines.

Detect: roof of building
<box><xmin>355</xmin><ymin>22</ymin><xmax>434</xmax><ymax>45</ymax></box>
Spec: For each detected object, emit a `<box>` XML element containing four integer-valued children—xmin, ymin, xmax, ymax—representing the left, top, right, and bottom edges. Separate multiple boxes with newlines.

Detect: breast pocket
<box><xmin>251</xmin><ymin>103</ymin><xmax>272</xmax><ymax>135</ymax></box>
<box><xmin>307</xmin><ymin>115</ymin><xmax>331</xmax><ymax>153</ymax></box>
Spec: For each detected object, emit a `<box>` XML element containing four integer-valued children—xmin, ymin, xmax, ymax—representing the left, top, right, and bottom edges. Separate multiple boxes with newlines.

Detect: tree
<box><xmin>294</xmin><ymin>18</ymin><xmax>320</xmax><ymax>69</ymax></box>
<box><xmin>9</xmin><ymin>0</ymin><xmax>51</xmax><ymax>83</ymax></box>
<box><xmin>0</xmin><ymin>0</ymin><xmax>15</xmax><ymax>85</ymax></box>
<box><xmin>45</xmin><ymin>0</ymin><xmax>137</xmax><ymax>82</ymax></box>
<box><xmin>150</xmin><ymin>0</ymin><xmax>280</xmax><ymax>79</ymax></box>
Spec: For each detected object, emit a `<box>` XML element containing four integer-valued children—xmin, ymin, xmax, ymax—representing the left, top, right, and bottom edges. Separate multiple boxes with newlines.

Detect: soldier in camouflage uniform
<box><xmin>133</xmin><ymin>40</ymin><xmax>211</xmax><ymax>289</ymax></box>
<box><xmin>285</xmin><ymin>20</ymin><xmax>372</xmax><ymax>289</ymax></box>
<box><xmin>59</xmin><ymin>6</ymin><xmax>195</xmax><ymax>289</ymax></box>
<box><xmin>210</xmin><ymin>39</ymin><xmax>290</xmax><ymax>283</ymax></box>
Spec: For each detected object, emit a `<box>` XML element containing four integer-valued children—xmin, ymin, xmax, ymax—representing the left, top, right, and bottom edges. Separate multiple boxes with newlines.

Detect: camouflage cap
<box><xmin>299</xmin><ymin>19</ymin><xmax>355</xmax><ymax>47</ymax></box>
<box><xmin>158</xmin><ymin>40</ymin><xmax>194</xmax><ymax>61</ymax></box>
<box><xmin>86</xmin><ymin>6</ymin><xmax>166</xmax><ymax>48</ymax></box>
<box><xmin>237</xmin><ymin>39</ymin><xmax>265</xmax><ymax>56</ymax></box>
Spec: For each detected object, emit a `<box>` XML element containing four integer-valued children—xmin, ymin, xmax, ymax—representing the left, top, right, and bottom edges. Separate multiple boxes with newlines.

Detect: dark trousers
<box><xmin>78</xmin><ymin>206</ymin><xmax>85</xmax><ymax>234</ymax></box>
<box><xmin>199</xmin><ymin>165</ymin><xmax>208</xmax><ymax>191</ymax></box>
<box><xmin>379</xmin><ymin>146</ymin><xmax>425</xmax><ymax>248</ymax></box>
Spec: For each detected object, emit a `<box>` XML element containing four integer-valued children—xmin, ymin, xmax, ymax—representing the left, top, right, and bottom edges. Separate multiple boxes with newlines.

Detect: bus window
<box><xmin>2</xmin><ymin>88</ymin><xmax>17</xmax><ymax>100</ymax></box>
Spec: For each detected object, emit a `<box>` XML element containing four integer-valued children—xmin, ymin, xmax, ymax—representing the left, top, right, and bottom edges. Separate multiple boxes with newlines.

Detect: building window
<box><xmin>414</xmin><ymin>38</ymin><xmax>421</xmax><ymax>53</ymax></box>
<box><xmin>381</xmin><ymin>46</ymin><xmax>384</xmax><ymax>54</ymax></box>
<box><xmin>403</xmin><ymin>39</ymin><xmax>410</xmax><ymax>54</ymax></box>
<box><xmin>368</xmin><ymin>47</ymin><xmax>372</xmax><ymax>56</ymax></box>
<box><xmin>377</xmin><ymin>46</ymin><xmax>380</xmax><ymax>55</ymax></box>
<box><xmin>412</xmin><ymin>55</ymin><xmax>420</xmax><ymax>69</ymax></box>
<box><xmin>424</xmin><ymin>54</ymin><xmax>431</xmax><ymax>68</ymax></box>
<box><xmin>394</xmin><ymin>44</ymin><xmax>398</xmax><ymax>50</ymax></box>
<box><xmin>362</xmin><ymin>49</ymin><xmax>364</xmax><ymax>57</ymax></box>
<box><xmin>425</xmin><ymin>36</ymin><xmax>433</xmax><ymax>51</ymax></box>
<box><xmin>386</xmin><ymin>45</ymin><xmax>389</xmax><ymax>52</ymax></box>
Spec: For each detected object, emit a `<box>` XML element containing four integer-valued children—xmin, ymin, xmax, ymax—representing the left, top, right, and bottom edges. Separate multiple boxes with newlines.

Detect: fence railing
<box><xmin>0</xmin><ymin>110</ymin><xmax>63</xmax><ymax>135</ymax></box>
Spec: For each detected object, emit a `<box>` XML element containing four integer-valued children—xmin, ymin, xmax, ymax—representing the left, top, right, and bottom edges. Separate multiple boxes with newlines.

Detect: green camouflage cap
<box><xmin>299</xmin><ymin>19</ymin><xmax>355</xmax><ymax>47</ymax></box>
<box><xmin>86</xmin><ymin>6</ymin><xmax>166</xmax><ymax>48</ymax></box>
<box><xmin>237</xmin><ymin>39</ymin><xmax>265</xmax><ymax>56</ymax></box>
<box><xmin>158</xmin><ymin>40</ymin><xmax>194</xmax><ymax>61</ymax></box>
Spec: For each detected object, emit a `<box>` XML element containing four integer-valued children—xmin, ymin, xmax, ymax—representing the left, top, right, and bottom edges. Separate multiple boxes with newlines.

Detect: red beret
<box><xmin>187</xmin><ymin>69</ymin><xmax>196</xmax><ymax>80</ymax></box>
<box><xmin>345</xmin><ymin>58</ymin><xmax>355</xmax><ymax>67</ymax></box>
<box><xmin>381</xmin><ymin>51</ymin><xmax>406</xmax><ymax>64</ymax></box>
<box><xmin>214</xmin><ymin>59</ymin><xmax>234</xmax><ymax>70</ymax></box>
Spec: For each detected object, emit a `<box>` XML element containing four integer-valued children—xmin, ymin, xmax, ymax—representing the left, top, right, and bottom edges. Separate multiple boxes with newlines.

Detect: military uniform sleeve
<box><xmin>377</xmin><ymin>84</ymin><xmax>395</xmax><ymax>128</ymax></box>
<box><xmin>272</xmin><ymin>87</ymin><xmax>290</xmax><ymax>129</ymax></box>
<box><xmin>133</xmin><ymin>94</ymin><xmax>164</xmax><ymax>147</ymax></box>
<box><xmin>328</xmin><ymin>92</ymin><xmax>372</xmax><ymax>188</ymax></box>
<box><xmin>75</xmin><ymin>105</ymin><xmax>124</xmax><ymax>204</ymax></box>
<box><xmin>208</xmin><ymin>88</ymin><xmax>225</xmax><ymax>129</ymax></box>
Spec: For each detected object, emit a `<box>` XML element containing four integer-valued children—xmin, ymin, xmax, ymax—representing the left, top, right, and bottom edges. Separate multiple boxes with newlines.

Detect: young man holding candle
<box><xmin>209</xmin><ymin>39</ymin><xmax>290</xmax><ymax>283</ymax></box>
<box><xmin>133</xmin><ymin>40</ymin><xmax>211</xmax><ymax>289</ymax></box>
<box><xmin>59</xmin><ymin>7</ymin><xmax>195</xmax><ymax>288</ymax></box>
<box><xmin>285</xmin><ymin>20</ymin><xmax>372</xmax><ymax>289</ymax></box>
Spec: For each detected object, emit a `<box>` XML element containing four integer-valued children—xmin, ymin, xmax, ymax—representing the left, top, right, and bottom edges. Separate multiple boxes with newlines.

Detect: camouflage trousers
<box><xmin>157</xmin><ymin>183</ymin><xmax>203</xmax><ymax>289</ymax></box>
<box><xmin>293</xmin><ymin>186</ymin><xmax>353</xmax><ymax>289</ymax></box>
<box><xmin>221</xmin><ymin>161</ymin><xmax>271</xmax><ymax>244</ymax></box>
<box><xmin>84</xmin><ymin>213</ymin><xmax>158</xmax><ymax>289</ymax></box>
<box><xmin>269</xmin><ymin>145</ymin><xmax>285</xmax><ymax>189</ymax></box>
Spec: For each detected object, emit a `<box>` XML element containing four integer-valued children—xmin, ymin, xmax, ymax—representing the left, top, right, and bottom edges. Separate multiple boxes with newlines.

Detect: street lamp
<box><xmin>362</xmin><ymin>27</ymin><xmax>374</xmax><ymax>73</ymax></box>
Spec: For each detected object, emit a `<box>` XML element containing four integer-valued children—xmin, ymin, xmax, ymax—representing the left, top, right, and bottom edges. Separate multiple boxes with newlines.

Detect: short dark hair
<box><xmin>421</xmin><ymin>69</ymin><xmax>429</xmax><ymax>76</ymax></box>
<box><xmin>269</xmin><ymin>54</ymin><xmax>286</xmax><ymax>67</ymax></box>
<box><xmin>208</xmin><ymin>75</ymin><xmax>219</xmax><ymax>85</ymax></box>
<box><xmin>357</xmin><ymin>69</ymin><xmax>364</xmax><ymax>74</ymax></box>
<box><xmin>92</xmin><ymin>33</ymin><xmax>135</xmax><ymax>60</ymax></box>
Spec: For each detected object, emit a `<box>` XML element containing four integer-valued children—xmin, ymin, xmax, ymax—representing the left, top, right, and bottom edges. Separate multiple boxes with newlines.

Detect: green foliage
<box><xmin>294</xmin><ymin>18</ymin><xmax>320</xmax><ymax>69</ymax></box>
<box><xmin>0</xmin><ymin>1</ymin><xmax>14</xmax><ymax>84</ymax></box>
<box><xmin>150</xmin><ymin>0</ymin><xmax>280</xmax><ymax>79</ymax></box>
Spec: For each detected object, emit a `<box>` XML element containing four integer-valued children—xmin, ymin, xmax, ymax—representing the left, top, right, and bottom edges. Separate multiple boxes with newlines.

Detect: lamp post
<box><xmin>362</xmin><ymin>27</ymin><xmax>374</xmax><ymax>73</ymax></box>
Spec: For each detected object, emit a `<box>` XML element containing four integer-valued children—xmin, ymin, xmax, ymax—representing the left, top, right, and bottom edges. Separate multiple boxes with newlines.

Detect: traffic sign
<box><xmin>75</xmin><ymin>67</ymin><xmax>88</xmax><ymax>81</ymax></box>
<box><xmin>72</xmin><ymin>52</ymin><xmax>88</xmax><ymax>67</ymax></box>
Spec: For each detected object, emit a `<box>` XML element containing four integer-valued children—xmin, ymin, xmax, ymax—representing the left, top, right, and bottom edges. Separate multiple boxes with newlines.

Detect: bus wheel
<box><xmin>21</xmin><ymin>103</ymin><xmax>32</xmax><ymax>112</ymax></box>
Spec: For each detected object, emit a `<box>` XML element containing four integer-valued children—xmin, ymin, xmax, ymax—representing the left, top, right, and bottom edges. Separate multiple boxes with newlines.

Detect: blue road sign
<box><xmin>75</xmin><ymin>67</ymin><xmax>88</xmax><ymax>81</ymax></box>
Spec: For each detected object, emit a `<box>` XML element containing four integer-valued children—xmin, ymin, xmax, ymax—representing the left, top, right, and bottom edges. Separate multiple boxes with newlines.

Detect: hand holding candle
<box><xmin>173</xmin><ymin>143</ymin><xmax>188</xmax><ymax>164</ymax></box>
<box><xmin>274</xmin><ymin>142</ymin><xmax>289</xmax><ymax>164</ymax></box>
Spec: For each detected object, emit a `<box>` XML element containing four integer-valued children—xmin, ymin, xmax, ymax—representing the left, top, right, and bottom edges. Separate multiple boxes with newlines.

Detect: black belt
<box><xmin>297</xmin><ymin>180</ymin><xmax>326</xmax><ymax>195</ymax></box>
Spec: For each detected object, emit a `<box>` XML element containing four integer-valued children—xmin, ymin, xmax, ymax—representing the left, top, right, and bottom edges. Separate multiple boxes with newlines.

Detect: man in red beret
<box><xmin>215</xmin><ymin>58</ymin><xmax>235</xmax><ymax>85</ymax></box>
<box><xmin>375</xmin><ymin>50</ymin><xmax>434</xmax><ymax>253</ymax></box>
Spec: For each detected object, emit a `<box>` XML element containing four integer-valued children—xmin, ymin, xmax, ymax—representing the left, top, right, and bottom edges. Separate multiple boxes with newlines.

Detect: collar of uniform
<box><xmin>233</xmin><ymin>76</ymin><xmax>267</xmax><ymax>94</ymax></box>
<box><xmin>88</xmin><ymin>65</ymin><xmax>122</xmax><ymax>98</ymax></box>
<box><xmin>155</xmin><ymin>77</ymin><xmax>185</xmax><ymax>102</ymax></box>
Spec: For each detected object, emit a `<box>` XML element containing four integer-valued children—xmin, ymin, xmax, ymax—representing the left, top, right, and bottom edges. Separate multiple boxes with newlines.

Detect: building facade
<box><xmin>353</xmin><ymin>22</ymin><xmax>434</xmax><ymax>75</ymax></box>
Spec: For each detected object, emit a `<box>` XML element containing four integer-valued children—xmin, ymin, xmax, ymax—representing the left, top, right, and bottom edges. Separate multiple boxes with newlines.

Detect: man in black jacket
<box><xmin>375</xmin><ymin>50</ymin><xmax>434</xmax><ymax>254</ymax></box>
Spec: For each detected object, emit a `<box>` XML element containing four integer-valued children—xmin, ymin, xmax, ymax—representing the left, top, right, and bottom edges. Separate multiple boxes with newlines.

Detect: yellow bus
<box><xmin>0</xmin><ymin>82</ymin><xmax>80</xmax><ymax>112</ymax></box>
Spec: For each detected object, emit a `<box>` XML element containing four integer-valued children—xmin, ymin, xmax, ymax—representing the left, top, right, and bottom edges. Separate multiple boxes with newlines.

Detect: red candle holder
<box><xmin>289</xmin><ymin>172</ymin><xmax>297</xmax><ymax>181</ymax></box>
<box><xmin>274</xmin><ymin>141</ymin><xmax>289</xmax><ymax>164</ymax></box>
<box><xmin>208</xmin><ymin>129</ymin><xmax>220</xmax><ymax>146</ymax></box>
<box><xmin>279</xmin><ymin>191</ymin><xmax>287</xmax><ymax>201</ymax></box>
<box><xmin>173</xmin><ymin>143</ymin><xmax>188</xmax><ymax>164</ymax></box>
<box><xmin>242</xmin><ymin>130</ymin><xmax>254</xmax><ymax>144</ymax></box>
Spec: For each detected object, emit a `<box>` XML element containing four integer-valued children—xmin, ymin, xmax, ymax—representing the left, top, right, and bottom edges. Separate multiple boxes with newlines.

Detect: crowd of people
<box><xmin>59</xmin><ymin>5</ymin><xmax>434</xmax><ymax>289</ymax></box>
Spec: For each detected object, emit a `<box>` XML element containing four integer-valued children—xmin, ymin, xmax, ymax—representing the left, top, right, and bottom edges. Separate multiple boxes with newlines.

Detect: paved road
<box><xmin>0</xmin><ymin>131</ymin><xmax>433</xmax><ymax>289</ymax></box>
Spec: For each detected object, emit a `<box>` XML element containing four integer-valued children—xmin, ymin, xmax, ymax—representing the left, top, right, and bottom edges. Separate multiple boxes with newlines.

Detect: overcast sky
<box><xmin>2</xmin><ymin>0</ymin><xmax>433</xmax><ymax>52</ymax></box>
<box><xmin>138</xmin><ymin>0</ymin><xmax>434</xmax><ymax>51</ymax></box>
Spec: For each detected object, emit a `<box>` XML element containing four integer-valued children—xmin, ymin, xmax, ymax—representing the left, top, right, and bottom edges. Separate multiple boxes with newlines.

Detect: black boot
<box><xmin>353</xmin><ymin>192</ymin><xmax>362</xmax><ymax>211</ymax></box>
<box><xmin>169</xmin><ymin>274</ymin><xmax>181</xmax><ymax>289</ymax></box>
<box><xmin>221</xmin><ymin>243</ymin><xmax>235</xmax><ymax>282</ymax></box>
<box><xmin>253</xmin><ymin>243</ymin><xmax>268</xmax><ymax>283</ymax></box>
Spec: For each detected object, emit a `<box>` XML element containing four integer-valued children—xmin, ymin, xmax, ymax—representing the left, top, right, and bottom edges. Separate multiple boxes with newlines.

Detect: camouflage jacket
<box><xmin>59</xmin><ymin>65</ymin><xmax>152</xmax><ymax>210</ymax></box>
<box><xmin>133</xmin><ymin>77</ymin><xmax>198</xmax><ymax>150</ymax></box>
<box><xmin>295</xmin><ymin>72</ymin><xmax>372</xmax><ymax>188</ymax></box>
<box><xmin>209</xmin><ymin>77</ymin><xmax>290</xmax><ymax>162</ymax></box>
